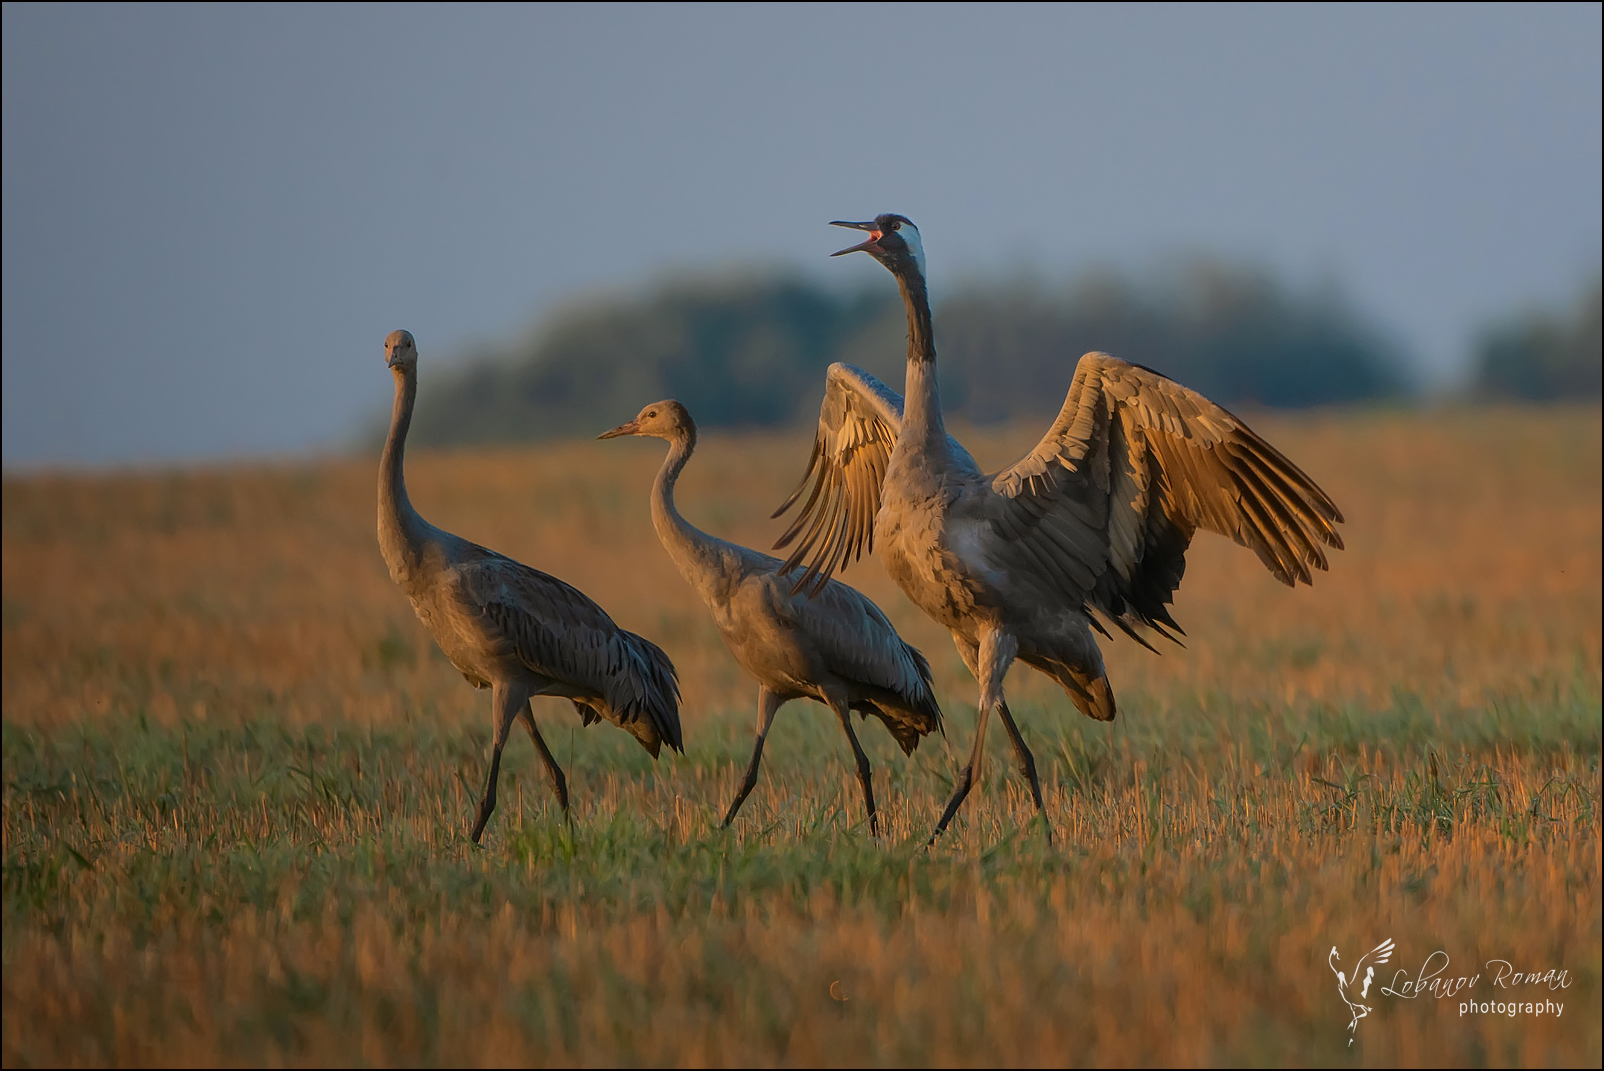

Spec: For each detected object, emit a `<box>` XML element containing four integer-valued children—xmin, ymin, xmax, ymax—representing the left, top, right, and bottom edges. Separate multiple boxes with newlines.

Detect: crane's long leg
<box><xmin>472</xmin><ymin>682</ymin><xmax>530</xmax><ymax>843</ymax></box>
<box><xmin>518</xmin><ymin>704</ymin><xmax>570</xmax><ymax>815</ymax></box>
<box><xmin>929</xmin><ymin>629</ymin><xmax>1018</xmax><ymax>846</ymax></box>
<box><xmin>928</xmin><ymin>706</ymin><xmax>987</xmax><ymax>845</ymax></box>
<box><xmin>722</xmin><ymin>686</ymin><xmax>784</xmax><ymax>828</ymax></box>
<box><xmin>827</xmin><ymin>697</ymin><xmax>879</xmax><ymax>837</ymax></box>
<box><xmin>996</xmin><ymin>700</ymin><xmax>1052</xmax><ymax>844</ymax></box>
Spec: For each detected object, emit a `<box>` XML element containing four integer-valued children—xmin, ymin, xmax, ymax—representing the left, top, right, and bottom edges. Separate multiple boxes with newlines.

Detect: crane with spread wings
<box><xmin>774</xmin><ymin>215</ymin><xmax>1344</xmax><ymax>843</ymax></box>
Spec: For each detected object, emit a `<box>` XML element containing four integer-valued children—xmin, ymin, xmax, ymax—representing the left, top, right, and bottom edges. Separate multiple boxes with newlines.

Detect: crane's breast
<box><xmin>875</xmin><ymin>501</ymin><xmax>995</xmax><ymax>635</ymax></box>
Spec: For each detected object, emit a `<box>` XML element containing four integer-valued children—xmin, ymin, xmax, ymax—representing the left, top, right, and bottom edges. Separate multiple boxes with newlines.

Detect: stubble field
<box><xmin>2</xmin><ymin>405</ymin><xmax>1600</xmax><ymax>1066</ymax></box>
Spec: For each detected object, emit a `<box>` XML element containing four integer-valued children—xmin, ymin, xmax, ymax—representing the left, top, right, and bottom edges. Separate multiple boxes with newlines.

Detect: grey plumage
<box><xmin>775</xmin><ymin>216</ymin><xmax>1344</xmax><ymax>843</ymax></box>
<box><xmin>378</xmin><ymin>330</ymin><xmax>681</xmax><ymax>843</ymax></box>
<box><xmin>600</xmin><ymin>400</ymin><xmax>941</xmax><ymax>835</ymax></box>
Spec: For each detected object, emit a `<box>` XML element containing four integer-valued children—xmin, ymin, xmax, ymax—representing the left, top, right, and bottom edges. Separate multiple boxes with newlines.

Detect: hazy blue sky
<box><xmin>3</xmin><ymin>3</ymin><xmax>1599</xmax><ymax>467</ymax></box>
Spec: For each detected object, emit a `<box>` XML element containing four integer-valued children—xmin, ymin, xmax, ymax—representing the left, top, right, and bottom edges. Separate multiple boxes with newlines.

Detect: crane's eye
<box><xmin>647</xmin><ymin>410</ymin><xmax>657</xmax><ymax>418</ymax></box>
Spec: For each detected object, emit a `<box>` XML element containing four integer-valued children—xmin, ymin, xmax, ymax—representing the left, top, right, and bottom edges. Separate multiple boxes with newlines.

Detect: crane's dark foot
<box><xmin>1018</xmin><ymin>754</ymin><xmax>1045</xmax><ymax>811</ymax></box>
<box><xmin>927</xmin><ymin>763</ymin><xmax>976</xmax><ymax>847</ymax></box>
<box><xmin>723</xmin><ymin>740</ymin><xmax>767</xmax><ymax>829</ymax></box>
<box><xmin>996</xmin><ymin>701</ymin><xmax>1049</xmax><ymax>842</ymax></box>
<box><xmin>722</xmin><ymin>775</ymin><xmax>758</xmax><ymax>828</ymax></box>
<box><xmin>1017</xmin><ymin>759</ymin><xmax>1052</xmax><ymax>845</ymax></box>
<box><xmin>856</xmin><ymin>773</ymin><xmax>879</xmax><ymax>838</ymax></box>
<box><xmin>547</xmin><ymin>792</ymin><xmax>573</xmax><ymax>829</ymax></box>
<box><xmin>470</xmin><ymin>798</ymin><xmax>495</xmax><ymax>844</ymax></box>
<box><xmin>834</xmin><ymin>706</ymin><xmax>879</xmax><ymax>839</ymax></box>
<box><xmin>549</xmin><ymin>771</ymin><xmax>570</xmax><ymax>813</ymax></box>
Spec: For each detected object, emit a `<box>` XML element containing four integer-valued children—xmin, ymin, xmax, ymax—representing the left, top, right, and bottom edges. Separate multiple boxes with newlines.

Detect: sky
<box><xmin>2</xmin><ymin>3</ymin><xmax>1599</xmax><ymax>468</ymax></box>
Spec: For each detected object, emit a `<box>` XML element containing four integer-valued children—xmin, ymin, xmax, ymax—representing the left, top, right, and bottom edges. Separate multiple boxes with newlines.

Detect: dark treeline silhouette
<box><xmin>408</xmin><ymin>274</ymin><xmax>892</xmax><ymax>446</ymax></box>
<box><xmin>1473</xmin><ymin>281</ymin><xmax>1602</xmax><ymax>401</ymax></box>
<box><xmin>407</xmin><ymin>259</ymin><xmax>1413</xmax><ymax>447</ymax></box>
<box><xmin>937</xmin><ymin>261</ymin><xmax>1406</xmax><ymax>418</ymax></box>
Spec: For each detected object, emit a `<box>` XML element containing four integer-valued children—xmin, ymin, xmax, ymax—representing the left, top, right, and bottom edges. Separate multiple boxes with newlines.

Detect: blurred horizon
<box><xmin>3</xmin><ymin>3</ymin><xmax>1600</xmax><ymax>468</ymax></box>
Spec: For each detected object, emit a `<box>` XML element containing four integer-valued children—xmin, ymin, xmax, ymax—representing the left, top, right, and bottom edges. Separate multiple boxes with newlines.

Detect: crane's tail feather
<box><xmin>589</xmin><ymin>628</ymin><xmax>684</xmax><ymax>757</ymax></box>
<box><xmin>850</xmin><ymin>643</ymin><xmax>944</xmax><ymax>755</ymax></box>
<box><xmin>1023</xmin><ymin>654</ymin><xmax>1117</xmax><ymax>722</ymax></box>
<box><xmin>853</xmin><ymin>699</ymin><xmax>941</xmax><ymax>755</ymax></box>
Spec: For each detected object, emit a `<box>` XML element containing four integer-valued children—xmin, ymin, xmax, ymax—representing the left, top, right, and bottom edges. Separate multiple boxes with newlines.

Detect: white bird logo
<box><xmin>1329</xmin><ymin>938</ymin><xmax>1395</xmax><ymax>1045</ymax></box>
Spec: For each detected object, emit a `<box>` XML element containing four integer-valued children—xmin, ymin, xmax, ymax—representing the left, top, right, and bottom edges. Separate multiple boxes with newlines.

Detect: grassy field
<box><xmin>3</xmin><ymin>405</ymin><xmax>1600</xmax><ymax>1066</ymax></box>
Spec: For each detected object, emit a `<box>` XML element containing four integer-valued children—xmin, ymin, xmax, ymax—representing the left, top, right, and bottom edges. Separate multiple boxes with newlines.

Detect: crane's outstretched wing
<box><xmin>459</xmin><ymin>556</ymin><xmax>683</xmax><ymax>755</ymax></box>
<box><xmin>989</xmin><ymin>352</ymin><xmax>1344</xmax><ymax>646</ymax></box>
<box><xmin>771</xmin><ymin>363</ymin><xmax>905</xmax><ymax>594</ymax></box>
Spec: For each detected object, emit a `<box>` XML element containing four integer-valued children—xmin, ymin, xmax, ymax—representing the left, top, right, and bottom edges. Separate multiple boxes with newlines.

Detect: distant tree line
<box><xmin>408</xmin><ymin>273</ymin><xmax>892</xmax><ymax>446</ymax></box>
<box><xmin>1472</xmin><ymin>281</ymin><xmax>1601</xmax><ymax>401</ymax></box>
<box><xmin>934</xmin><ymin>261</ymin><xmax>1405</xmax><ymax>417</ymax></box>
<box><xmin>401</xmin><ymin>259</ymin><xmax>1584</xmax><ymax>447</ymax></box>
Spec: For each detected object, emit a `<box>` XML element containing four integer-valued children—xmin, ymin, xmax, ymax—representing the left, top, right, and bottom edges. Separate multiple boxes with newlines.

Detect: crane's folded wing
<box><xmin>774</xmin><ymin>577</ymin><xmax>943</xmax><ymax>742</ymax></box>
<box><xmin>459</xmin><ymin>557</ymin><xmax>683</xmax><ymax>751</ymax></box>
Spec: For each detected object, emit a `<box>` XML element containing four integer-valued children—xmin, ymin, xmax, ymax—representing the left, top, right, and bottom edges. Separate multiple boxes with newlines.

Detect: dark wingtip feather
<box><xmin>1146</xmin><ymin>618</ymin><xmax>1186</xmax><ymax>648</ymax></box>
<box><xmin>771</xmin><ymin>438</ymin><xmax>823</xmax><ymax>519</ymax></box>
<box><xmin>1114</xmin><ymin>616</ymin><xmax>1161</xmax><ymax>654</ymax></box>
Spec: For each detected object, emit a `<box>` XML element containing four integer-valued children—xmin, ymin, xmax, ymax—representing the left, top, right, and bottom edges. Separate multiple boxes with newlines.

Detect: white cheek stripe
<box><xmin>900</xmin><ymin>224</ymin><xmax>927</xmax><ymax>279</ymax></box>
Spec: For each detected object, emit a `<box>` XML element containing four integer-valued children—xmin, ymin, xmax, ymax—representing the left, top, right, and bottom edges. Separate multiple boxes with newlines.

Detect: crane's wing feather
<box><xmin>772</xmin><ymin>363</ymin><xmax>904</xmax><ymax>594</ymax></box>
<box><xmin>774</xmin><ymin>362</ymin><xmax>979</xmax><ymax>594</ymax></box>
<box><xmin>989</xmin><ymin>353</ymin><xmax>1344</xmax><ymax>643</ymax></box>
<box><xmin>458</xmin><ymin>556</ymin><xmax>683</xmax><ymax>753</ymax></box>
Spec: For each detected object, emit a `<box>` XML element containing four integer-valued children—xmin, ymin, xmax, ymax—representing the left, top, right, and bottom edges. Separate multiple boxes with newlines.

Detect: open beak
<box><xmin>597</xmin><ymin>419</ymin><xmax>640</xmax><ymax>440</ymax></box>
<box><xmin>829</xmin><ymin>219</ymin><xmax>882</xmax><ymax>257</ymax></box>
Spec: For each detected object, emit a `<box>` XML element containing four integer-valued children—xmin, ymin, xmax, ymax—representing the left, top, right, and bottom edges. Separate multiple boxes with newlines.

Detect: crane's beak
<box><xmin>829</xmin><ymin>219</ymin><xmax>882</xmax><ymax>257</ymax></box>
<box><xmin>597</xmin><ymin>419</ymin><xmax>639</xmax><ymax>440</ymax></box>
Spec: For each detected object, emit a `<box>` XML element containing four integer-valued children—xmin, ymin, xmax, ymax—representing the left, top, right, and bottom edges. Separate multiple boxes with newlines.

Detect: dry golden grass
<box><xmin>3</xmin><ymin>405</ymin><xmax>1600</xmax><ymax>1066</ymax></box>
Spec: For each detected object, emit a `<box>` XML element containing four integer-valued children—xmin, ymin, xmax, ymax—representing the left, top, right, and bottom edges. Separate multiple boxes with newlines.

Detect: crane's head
<box><xmin>830</xmin><ymin>214</ymin><xmax>925</xmax><ymax>280</ymax></box>
<box><xmin>598</xmin><ymin>399</ymin><xmax>696</xmax><ymax>442</ymax></box>
<box><xmin>384</xmin><ymin>329</ymin><xmax>418</xmax><ymax>371</ymax></box>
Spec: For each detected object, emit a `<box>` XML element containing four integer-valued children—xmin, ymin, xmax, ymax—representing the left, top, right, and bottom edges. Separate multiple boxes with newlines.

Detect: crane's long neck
<box><xmin>378</xmin><ymin>368</ymin><xmax>430</xmax><ymax>582</ymax></box>
<box><xmin>651</xmin><ymin>428</ymin><xmax>734</xmax><ymax>603</ymax></box>
<box><xmin>894</xmin><ymin>266</ymin><xmax>946</xmax><ymax>447</ymax></box>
